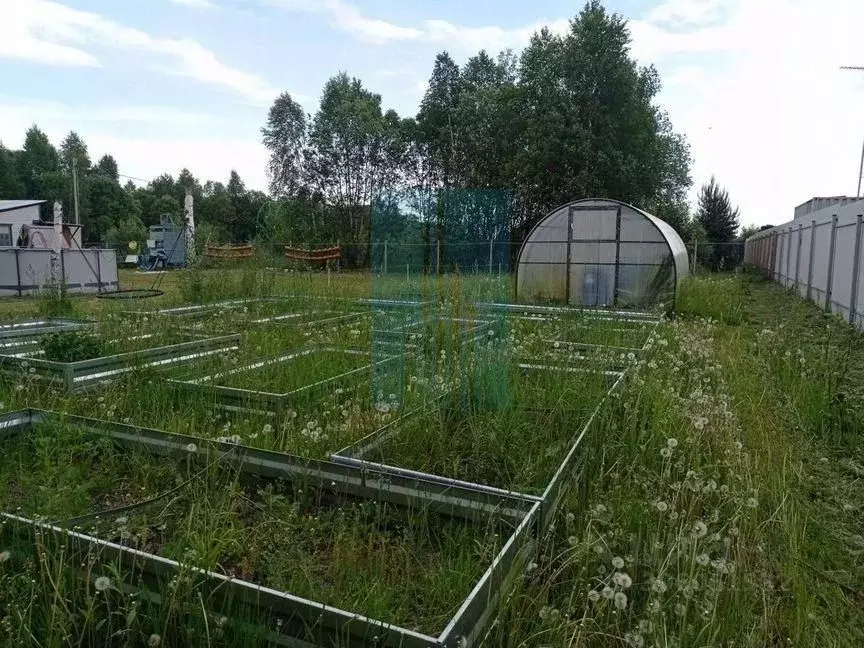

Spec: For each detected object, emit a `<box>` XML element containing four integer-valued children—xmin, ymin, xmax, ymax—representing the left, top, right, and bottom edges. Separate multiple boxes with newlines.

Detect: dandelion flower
<box><xmin>614</xmin><ymin>591</ymin><xmax>628</xmax><ymax>610</ymax></box>
<box><xmin>650</xmin><ymin>578</ymin><xmax>667</xmax><ymax>594</ymax></box>
<box><xmin>666</xmin><ymin>438</ymin><xmax>678</xmax><ymax>449</ymax></box>
<box><xmin>148</xmin><ymin>634</ymin><xmax>161</xmax><ymax>647</ymax></box>
<box><xmin>185</xmin><ymin>443</ymin><xmax>197</xmax><ymax>453</ymax></box>
<box><xmin>587</xmin><ymin>589</ymin><xmax>600</xmax><ymax>602</ymax></box>
<box><xmin>94</xmin><ymin>576</ymin><xmax>112</xmax><ymax>592</ymax></box>
<box><xmin>0</xmin><ymin>550</ymin><xmax>11</xmax><ymax>563</ymax></box>
<box><xmin>696</xmin><ymin>553</ymin><xmax>710</xmax><ymax>566</ymax></box>
<box><xmin>601</xmin><ymin>585</ymin><xmax>615</xmax><ymax>600</ymax></box>
<box><xmin>612</xmin><ymin>556</ymin><xmax>625</xmax><ymax>569</ymax></box>
<box><xmin>613</xmin><ymin>572</ymin><xmax>633</xmax><ymax>589</ymax></box>
<box><xmin>692</xmin><ymin>520</ymin><xmax>708</xmax><ymax>539</ymax></box>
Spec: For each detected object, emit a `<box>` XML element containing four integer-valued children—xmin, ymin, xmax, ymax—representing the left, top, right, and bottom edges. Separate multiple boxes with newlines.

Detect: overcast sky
<box><xmin>2</xmin><ymin>0</ymin><xmax>864</xmax><ymax>227</ymax></box>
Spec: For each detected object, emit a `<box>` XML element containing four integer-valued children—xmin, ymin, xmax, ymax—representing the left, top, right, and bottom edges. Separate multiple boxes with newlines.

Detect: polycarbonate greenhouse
<box><xmin>516</xmin><ymin>199</ymin><xmax>689</xmax><ymax>309</ymax></box>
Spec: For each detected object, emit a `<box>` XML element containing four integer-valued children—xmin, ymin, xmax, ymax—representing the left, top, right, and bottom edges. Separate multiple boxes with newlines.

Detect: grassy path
<box><xmin>491</xmin><ymin>275</ymin><xmax>864</xmax><ymax>648</ymax></box>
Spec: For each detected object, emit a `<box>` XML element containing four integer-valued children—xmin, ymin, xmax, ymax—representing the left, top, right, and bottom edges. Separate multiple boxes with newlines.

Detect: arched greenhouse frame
<box><xmin>516</xmin><ymin>198</ymin><xmax>689</xmax><ymax>310</ymax></box>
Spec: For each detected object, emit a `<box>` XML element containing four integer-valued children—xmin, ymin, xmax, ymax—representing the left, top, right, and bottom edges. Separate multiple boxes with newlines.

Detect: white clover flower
<box><xmin>666</xmin><ymin>438</ymin><xmax>678</xmax><ymax>449</ymax></box>
<box><xmin>692</xmin><ymin>520</ymin><xmax>708</xmax><ymax>539</ymax></box>
<box><xmin>601</xmin><ymin>585</ymin><xmax>615</xmax><ymax>600</ymax></box>
<box><xmin>655</xmin><ymin>501</ymin><xmax>668</xmax><ymax>513</ymax></box>
<box><xmin>587</xmin><ymin>589</ymin><xmax>600</xmax><ymax>602</ymax></box>
<box><xmin>614</xmin><ymin>591</ymin><xmax>628</xmax><ymax>610</ymax></box>
<box><xmin>696</xmin><ymin>553</ymin><xmax>710</xmax><ymax>566</ymax></box>
<box><xmin>650</xmin><ymin>578</ymin><xmax>667</xmax><ymax>593</ymax></box>
<box><xmin>94</xmin><ymin>576</ymin><xmax>112</xmax><ymax>592</ymax></box>
<box><xmin>613</xmin><ymin>572</ymin><xmax>632</xmax><ymax>589</ymax></box>
<box><xmin>0</xmin><ymin>550</ymin><xmax>11</xmax><ymax>563</ymax></box>
<box><xmin>148</xmin><ymin>634</ymin><xmax>161</xmax><ymax>647</ymax></box>
<box><xmin>262</xmin><ymin>424</ymin><xmax>273</xmax><ymax>434</ymax></box>
<box><xmin>612</xmin><ymin>556</ymin><xmax>625</xmax><ymax>569</ymax></box>
<box><xmin>185</xmin><ymin>443</ymin><xmax>197</xmax><ymax>453</ymax></box>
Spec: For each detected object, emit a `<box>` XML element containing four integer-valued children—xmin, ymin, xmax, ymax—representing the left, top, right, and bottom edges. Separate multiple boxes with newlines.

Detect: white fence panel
<box><xmin>745</xmin><ymin>199</ymin><xmax>864</xmax><ymax>327</ymax></box>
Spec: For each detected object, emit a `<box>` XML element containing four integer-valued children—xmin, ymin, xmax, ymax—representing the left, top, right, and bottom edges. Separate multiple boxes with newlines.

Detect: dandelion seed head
<box><xmin>613</xmin><ymin>572</ymin><xmax>632</xmax><ymax>589</ymax></box>
<box><xmin>692</xmin><ymin>520</ymin><xmax>708</xmax><ymax>539</ymax></box>
<box><xmin>614</xmin><ymin>591</ymin><xmax>628</xmax><ymax>610</ymax></box>
<box><xmin>666</xmin><ymin>438</ymin><xmax>678</xmax><ymax>449</ymax></box>
<box><xmin>747</xmin><ymin>497</ymin><xmax>759</xmax><ymax>509</ymax></box>
<box><xmin>0</xmin><ymin>550</ymin><xmax>11</xmax><ymax>563</ymax></box>
<box><xmin>660</xmin><ymin>447</ymin><xmax>672</xmax><ymax>458</ymax></box>
<box><xmin>696</xmin><ymin>553</ymin><xmax>710</xmax><ymax>566</ymax></box>
<box><xmin>148</xmin><ymin>634</ymin><xmax>161</xmax><ymax>647</ymax></box>
<box><xmin>94</xmin><ymin>576</ymin><xmax>111</xmax><ymax>592</ymax></box>
<box><xmin>612</xmin><ymin>556</ymin><xmax>625</xmax><ymax>569</ymax></box>
<box><xmin>185</xmin><ymin>443</ymin><xmax>197</xmax><ymax>453</ymax></box>
<box><xmin>587</xmin><ymin>589</ymin><xmax>600</xmax><ymax>602</ymax></box>
<box><xmin>655</xmin><ymin>501</ymin><xmax>668</xmax><ymax>512</ymax></box>
<box><xmin>650</xmin><ymin>578</ymin><xmax>667</xmax><ymax>593</ymax></box>
<box><xmin>601</xmin><ymin>585</ymin><xmax>615</xmax><ymax>600</ymax></box>
<box><xmin>263</xmin><ymin>424</ymin><xmax>273</xmax><ymax>434</ymax></box>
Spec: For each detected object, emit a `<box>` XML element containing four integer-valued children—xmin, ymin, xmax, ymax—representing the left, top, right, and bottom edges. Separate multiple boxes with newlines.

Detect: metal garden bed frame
<box><xmin>0</xmin><ymin>408</ymin><xmax>539</xmax><ymax>648</ymax></box>
<box><xmin>0</xmin><ymin>333</ymin><xmax>241</xmax><ymax>392</ymax></box>
<box><xmin>0</xmin><ymin>318</ymin><xmax>94</xmax><ymax>355</ymax></box>
<box><xmin>330</xmin><ymin>363</ymin><xmax>625</xmax><ymax>504</ymax></box>
<box><xmin>372</xmin><ymin>315</ymin><xmax>501</xmax><ymax>352</ymax></box>
<box><xmin>168</xmin><ymin>346</ymin><xmax>398</xmax><ymax>416</ymax></box>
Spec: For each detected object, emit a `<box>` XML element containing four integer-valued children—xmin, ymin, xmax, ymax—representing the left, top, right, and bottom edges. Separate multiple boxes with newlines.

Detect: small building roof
<box><xmin>0</xmin><ymin>200</ymin><xmax>47</xmax><ymax>214</ymax></box>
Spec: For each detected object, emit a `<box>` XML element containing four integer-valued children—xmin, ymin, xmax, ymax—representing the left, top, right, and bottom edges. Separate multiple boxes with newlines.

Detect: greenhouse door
<box><xmin>566</xmin><ymin>204</ymin><xmax>622</xmax><ymax>307</ymax></box>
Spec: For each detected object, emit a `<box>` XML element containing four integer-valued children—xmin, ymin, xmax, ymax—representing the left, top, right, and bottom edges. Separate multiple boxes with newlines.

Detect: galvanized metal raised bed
<box><xmin>0</xmin><ymin>333</ymin><xmax>241</xmax><ymax>392</ymax></box>
<box><xmin>168</xmin><ymin>346</ymin><xmax>398</xmax><ymax>416</ymax></box>
<box><xmin>0</xmin><ymin>409</ymin><xmax>539</xmax><ymax>648</ymax></box>
<box><xmin>0</xmin><ymin>317</ymin><xmax>94</xmax><ymax>355</ymax></box>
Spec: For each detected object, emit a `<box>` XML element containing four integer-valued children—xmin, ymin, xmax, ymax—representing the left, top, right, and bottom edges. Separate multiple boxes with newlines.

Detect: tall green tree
<box><xmin>0</xmin><ymin>144</ymin><xmax>23</xmax><ymax>198</ymax></box>
<box><xmin>93</xmin><ymin>154</ymin><xmax>119</xmax><ymax>181</ymax></box>
<box><xmin>18</xmin><ymin>126</ymin><xmax>58</xmax><ymax>199</ymax></box>
<box><xmin>261</xmin><ymin>93</ymin><xmax>307</xmax><ymax>197</ymax></box>
<box><xmin>696</xmin><ymin>176</ymin><xmax>741</xmax><ymax>270</ymax></box>
<box><xmin>59</xmin><ymin>131</ymin><xmax>91</xmax><ymax>174</ymax></box>
<box><xmin>416</xmin><ymin>52</ymin><xmax>463</xmax><ymax>188</ymax></box>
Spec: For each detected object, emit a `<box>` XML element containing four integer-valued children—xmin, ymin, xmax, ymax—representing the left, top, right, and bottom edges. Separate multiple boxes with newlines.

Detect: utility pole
<box><xmin>72</xmin><ymin>157</ymin><xmax>80</xmax><ymax>225</ymax></box>
<box><xmin>841</xmin><ymin>66</ymin><xmax>864</xmax><ymax>197</ymax></box>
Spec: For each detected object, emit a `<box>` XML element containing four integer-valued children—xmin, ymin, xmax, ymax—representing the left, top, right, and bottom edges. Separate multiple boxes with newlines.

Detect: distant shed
<box><xmin>0</xmin><ymin>200</ymin><xmax>46</xmax><ymax>247</ymax></box>
<box><xmin>516</xmin><ymin>198</ymin><xmax>689</xmax><ymax>309</ymax></box>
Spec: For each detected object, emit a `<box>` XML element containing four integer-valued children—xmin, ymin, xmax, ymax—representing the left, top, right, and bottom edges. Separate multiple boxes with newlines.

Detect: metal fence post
<box><xmin>488</xmin><ymin>239</ymin><xmax>493</xmax><ymax>276</ymax></box>
<box><xmin>794</xmin><ymin>224</ymin><xmax>802</xmax><ymax>291</ymax></box>
<box><xmin>806</xmin><ymin>220</ymin><xmax>816</xmax><ymax>301</ymax></box>
<box><xmin>784</xmin><ymin>227</ymin><xmax>791</xmax><ymax>288</ymax></box>
<box><xmin>96</xmin><ymin>250</ymin><xmax>102</xmax><ymax>293</ymax></box>
<box><xmin>825</xmin><ymin>214</ymin><xmax>838</xmax><ymax>311</ymax></box>
<box><xmin>693</xmin><ymin>240</ymin><xmax>698</xmax><ymax>274</ymax></box>
<box><xmin>383</xmin><ymin>240</ymin><xmax>388</xmax><ymax>275</ymax></box>
<box><xmin>849</xmin><ymin>214</ymin><xmax>863</xmax><ymax>325</ymax></box>
<box><xmin>14</xmin><ymin>248</ymin><xmax>21</xmax><ymax>297</ymax></box>
<box><xmin>436</xmin><ymin>239</ymin><xmax>441</xmax><ymax>275</ymax></box>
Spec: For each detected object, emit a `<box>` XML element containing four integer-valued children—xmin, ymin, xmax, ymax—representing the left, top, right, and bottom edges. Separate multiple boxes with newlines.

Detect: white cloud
<box><xmin>265</xmin><ymin>0</ymin><xmax>567</xmax><ymax>51</ymax></box>
<box><xmin>2</xmin><ymin>0</ymin><xmax>279</xmax><ymax>105</ymax></box>
<box><xmin>644</xmin><ymin>0</ymin><xmax>731</xmax><ymax>27</ymax></box>
<box><xmin>170</xmin><ymin>0</ymin><xmax>216</xmax><ymax>8</ymax></box>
